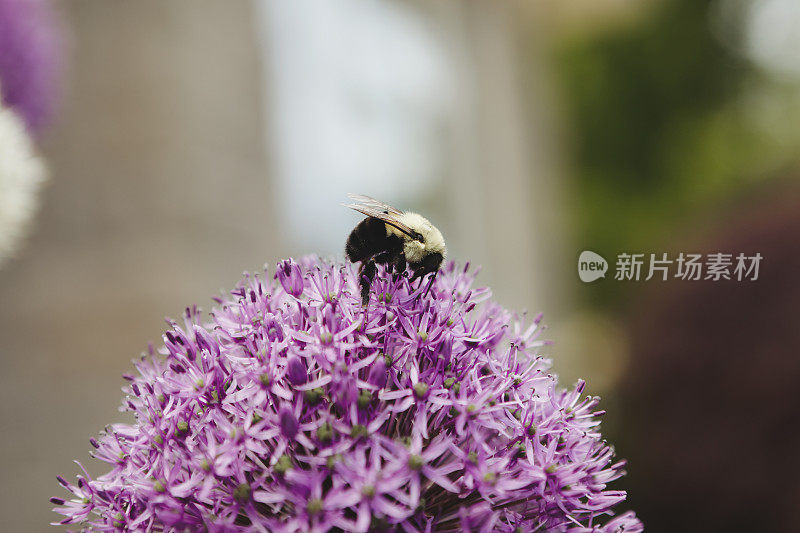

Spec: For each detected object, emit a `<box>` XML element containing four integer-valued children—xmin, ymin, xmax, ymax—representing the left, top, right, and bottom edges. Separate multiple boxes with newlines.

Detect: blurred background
<box><xmin>0</xmin><ymin>0</ymin><xmax>798</xmax><ymax>530</ymax></box>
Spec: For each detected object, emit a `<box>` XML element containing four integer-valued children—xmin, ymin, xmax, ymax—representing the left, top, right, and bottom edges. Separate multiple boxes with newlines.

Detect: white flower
<box><xmin>0</xmin><ymin>103</ymin><xmax>47</xmax><ymax>265</ymax></box>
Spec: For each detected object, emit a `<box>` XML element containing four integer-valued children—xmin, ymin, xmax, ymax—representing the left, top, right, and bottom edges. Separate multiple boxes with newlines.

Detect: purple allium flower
<box><xmin>0</xmin><ymin>0</ymin><xmax>62</xmax><ymax>135</ymax></box>
<box><xmin>54</xmin><ymin>257</ymin><xmax>642</xmax><ymax>532</ymax></box>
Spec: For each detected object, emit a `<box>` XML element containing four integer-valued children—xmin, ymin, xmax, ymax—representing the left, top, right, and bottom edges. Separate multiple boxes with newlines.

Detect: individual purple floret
<box><xmin>53</xmin><ymin>257</ymin><xmax>642</xmax><ymax>532</ymax></box>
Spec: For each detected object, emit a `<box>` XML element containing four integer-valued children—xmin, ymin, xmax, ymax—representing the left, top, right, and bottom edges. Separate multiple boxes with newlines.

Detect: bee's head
<box><xmin>397</xmin><ymin>212</ymin><xmax>446</xmax><ymax>264</ymax></box>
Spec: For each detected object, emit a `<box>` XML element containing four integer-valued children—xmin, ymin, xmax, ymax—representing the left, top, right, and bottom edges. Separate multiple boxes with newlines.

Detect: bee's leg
<box><xmin>373</xmin><ymin>250</ymin><xmax>394</xmax><ymax>264</ymax></box>
<box><xmin>409</xmin><ymin>270</ymin><xmax>431</xmax><ymax>301</ymax></box>
<box><xmin>390</xmin><ymin>253</ymin><xmax>406</xmax><ymax>282</ymax></box>
<box><xmin>360</xmin><ymin>259</ymin><xmax>377</xmax><ymax>306</ymax></box>
<box><xmin>423</xmin><ymin>271</ymin><xmax>437</xmax><ymax>298</ymax></box>
<box><xmin>409</xmin><ymin>265</ymin><xmax>429</xmax><ymax>285</ymax></box>
<box><xmin>409</xmin><ymin>252</ymin><xmax>444</xmax><ymax>297</ymax></box>
<box><xmin>369</xmin><ymin>250</ymin><xmax>397</xmax><ymax>287</ymax></box>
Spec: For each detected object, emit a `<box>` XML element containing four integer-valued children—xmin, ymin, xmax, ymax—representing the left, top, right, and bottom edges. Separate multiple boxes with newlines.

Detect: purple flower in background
<box><xmin>0</xmin><ymin>0</ymin><xmax>62</xmax><ymax>135</ymax></box>
<box><xmin>53</xmin><ymin>257</ymin><xmax>642</xmax><ymax>532</ymax></box>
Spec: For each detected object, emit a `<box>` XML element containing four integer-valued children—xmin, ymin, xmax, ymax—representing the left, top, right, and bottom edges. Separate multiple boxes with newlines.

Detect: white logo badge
<box><xmin>578</xmin><ymin>251</ymin><xmax>608</xmax><ymax>283</ymax></box>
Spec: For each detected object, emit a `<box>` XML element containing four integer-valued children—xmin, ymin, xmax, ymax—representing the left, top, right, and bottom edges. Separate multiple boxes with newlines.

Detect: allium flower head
<box><xmin>54</xmin><ymin>257</ymin><xmax>642</xmax><ymax>532</ymax></box>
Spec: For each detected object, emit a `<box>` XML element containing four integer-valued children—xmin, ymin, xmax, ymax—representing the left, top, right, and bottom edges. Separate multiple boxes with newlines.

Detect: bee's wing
<box><xmin>343</xmin><ymin>202</ymin><xmax>416</xmax><ymax>239</ymax></box>
<box><xmin>346</xmin><ymin>193</ymin><xmax>404</xmax><ymax>215</ymax></box>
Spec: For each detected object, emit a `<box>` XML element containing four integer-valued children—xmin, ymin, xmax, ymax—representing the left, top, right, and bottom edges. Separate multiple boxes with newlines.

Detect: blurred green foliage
<box><xmin>555</xmin><ymin>0</ymin><xmax>771</xmax><ymax>306</ymax></box>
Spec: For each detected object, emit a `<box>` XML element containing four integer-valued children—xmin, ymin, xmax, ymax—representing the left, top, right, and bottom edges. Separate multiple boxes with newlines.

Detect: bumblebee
<box><xmin>344</xmin><ymin>194</ymin><xmax>446</xmax><ymax>305</ymax></box>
